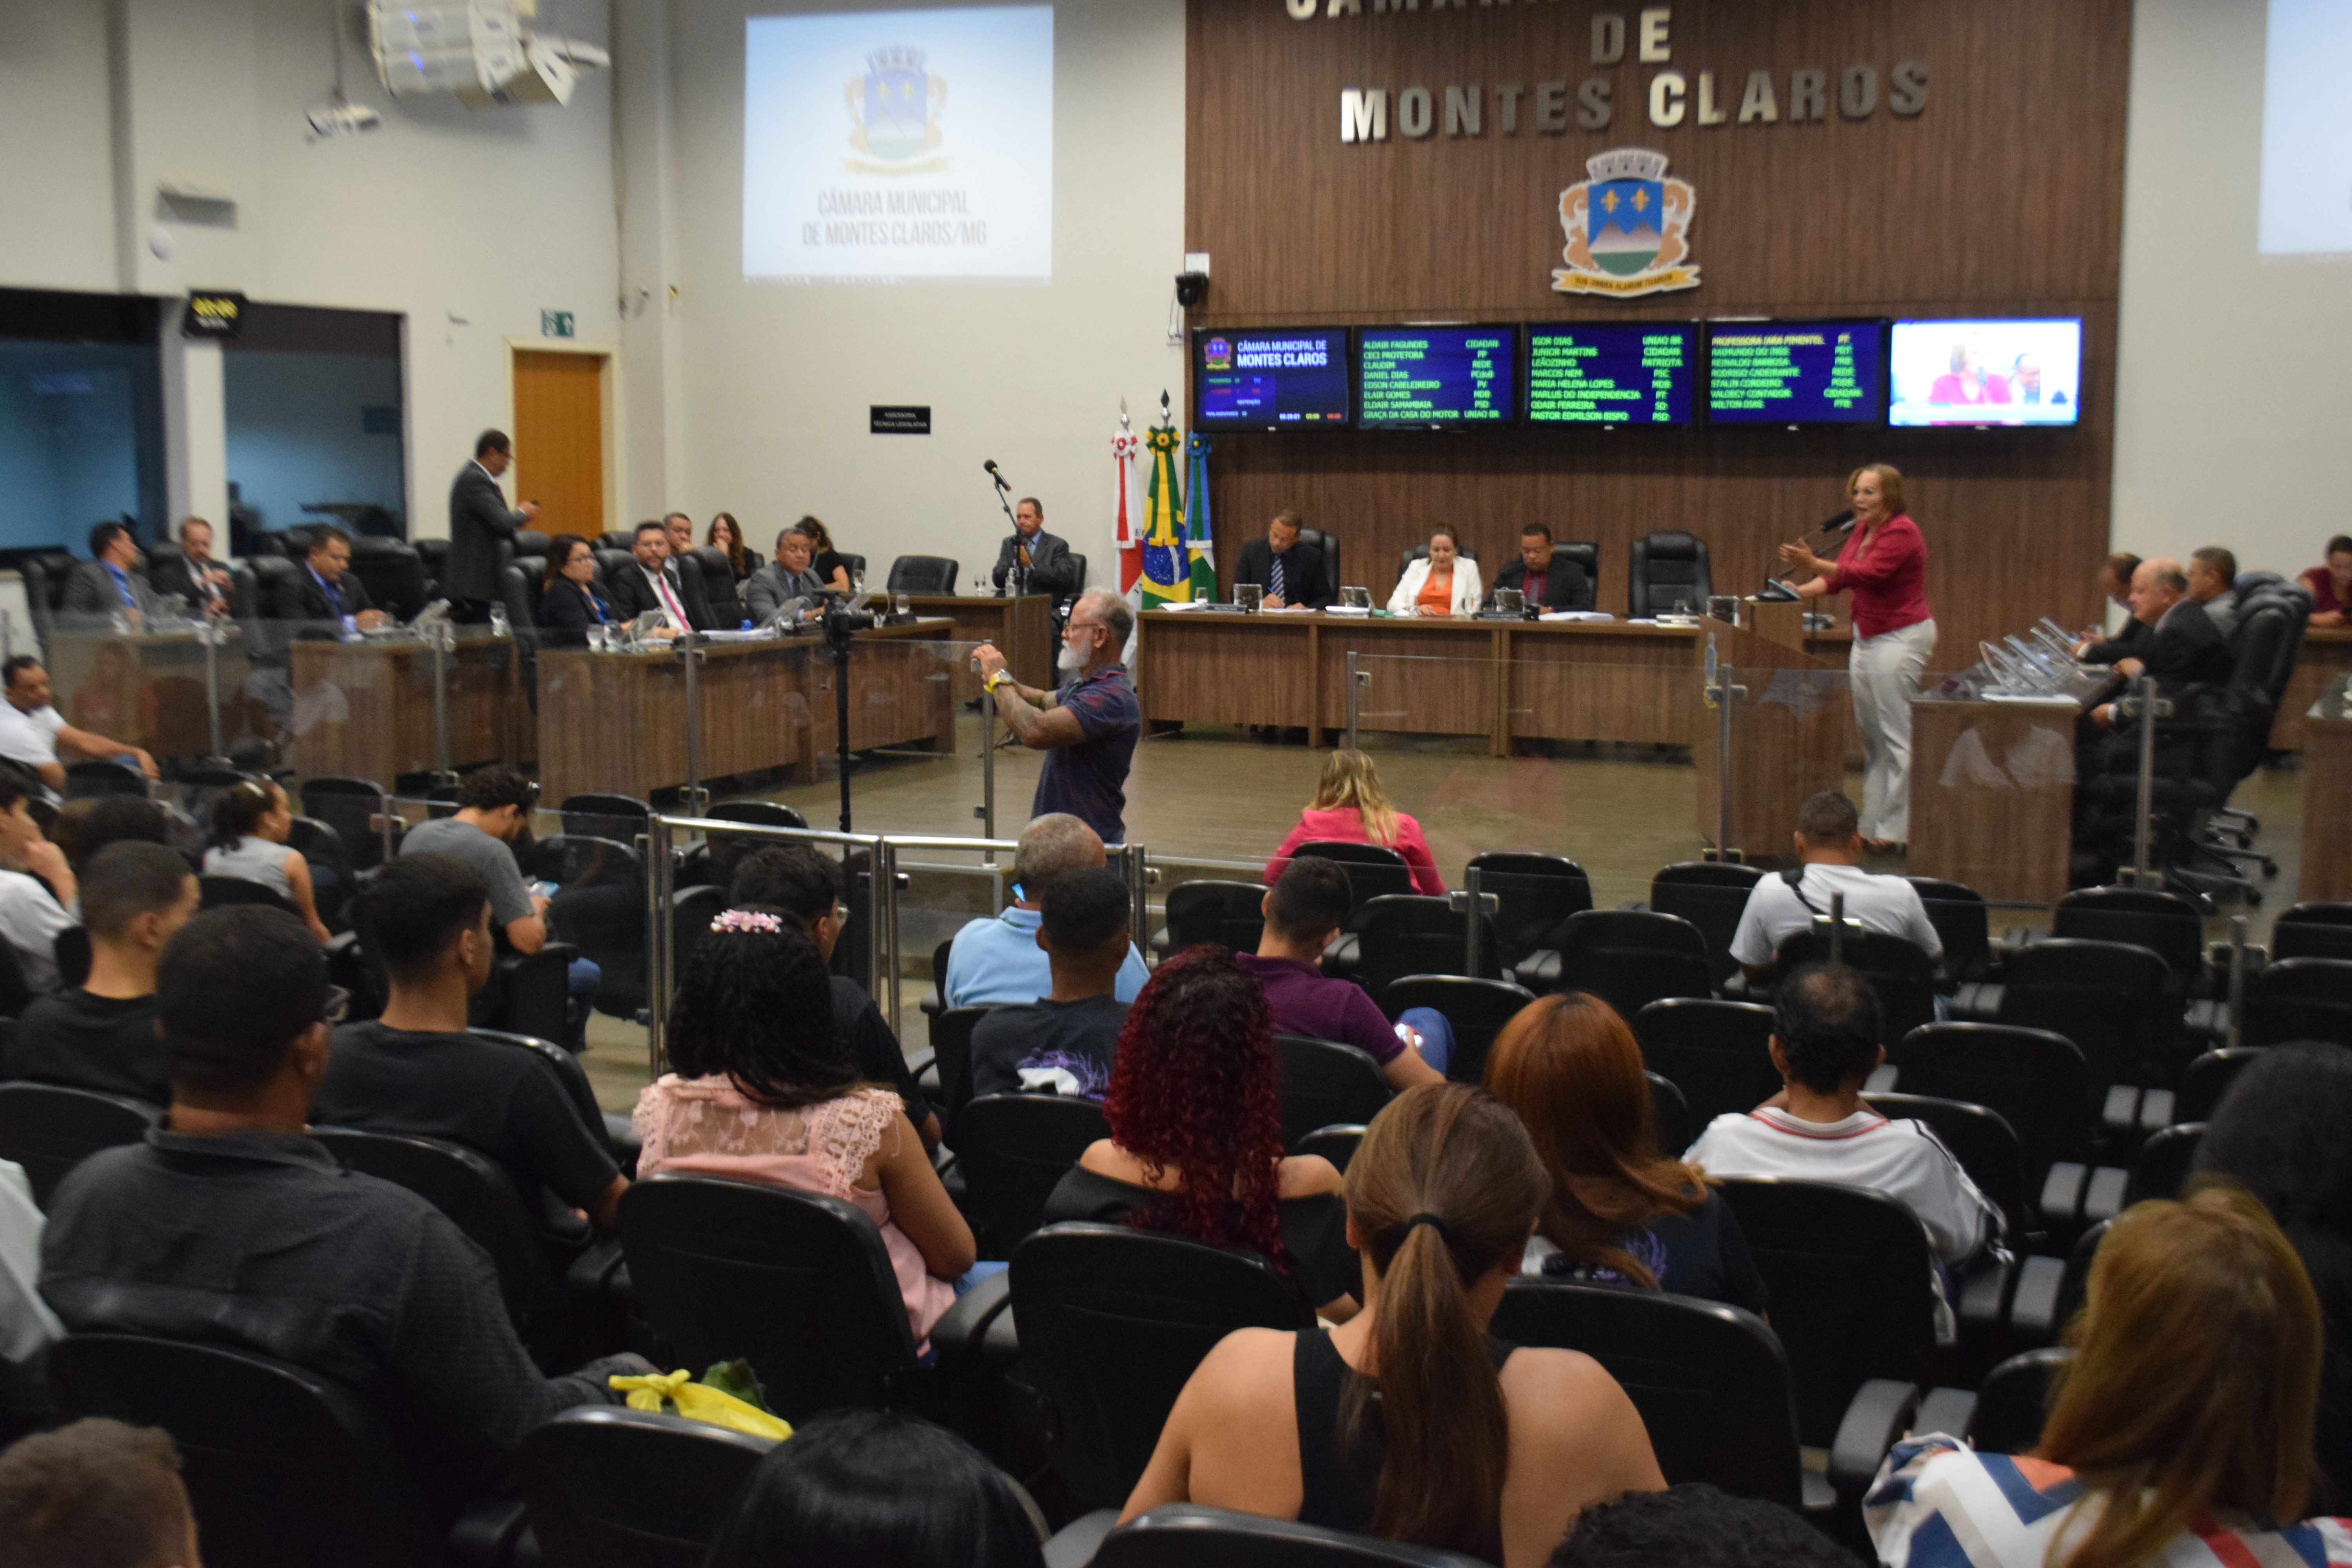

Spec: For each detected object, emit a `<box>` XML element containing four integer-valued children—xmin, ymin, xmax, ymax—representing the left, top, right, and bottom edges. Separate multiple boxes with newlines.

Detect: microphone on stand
<box><xmin>1759</xmin><ymin>510</ymin><xmax>1859</xmax><ymax>601</ymax></box>
<box><xmin>981</xmin><ymin>459</ymin><xmax>1022</xmax><ymax>596</ymax></box>
<box><xmin>983</xmin><ymin>458</ymin><xmax>1009</xmax><ymax>492</ymax></box>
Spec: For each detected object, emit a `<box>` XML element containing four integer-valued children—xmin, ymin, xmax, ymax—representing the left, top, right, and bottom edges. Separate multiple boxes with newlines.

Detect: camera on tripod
<box><xmin>821</xmin><ymin>602</ymin><xmax>877</xmax><ymax>650</ymax></box>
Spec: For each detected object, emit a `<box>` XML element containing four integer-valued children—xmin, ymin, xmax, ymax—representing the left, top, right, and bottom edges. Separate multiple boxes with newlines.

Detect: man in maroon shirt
<box><xmin>1233</xmin><ymin>856</ymin><xmax>1446</xmax><ymax>1087</ymax></box>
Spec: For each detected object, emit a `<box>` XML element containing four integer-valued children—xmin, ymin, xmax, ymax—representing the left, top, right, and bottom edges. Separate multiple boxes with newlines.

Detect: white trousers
<box><xmin>1850</xmin><ymin>619</ymin><xmax>1938</xmax><ymax>843</ymax></box>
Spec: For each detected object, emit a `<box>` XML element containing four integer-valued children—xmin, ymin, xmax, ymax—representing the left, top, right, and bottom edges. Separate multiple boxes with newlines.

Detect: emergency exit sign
<box><xmin>540</xmin><ymin>310</ymin><xmax>575</xmax><ymax>338</ymax></box>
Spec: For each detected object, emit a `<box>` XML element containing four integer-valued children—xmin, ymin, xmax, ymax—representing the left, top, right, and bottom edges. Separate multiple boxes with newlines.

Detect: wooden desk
<box><xmin>47</xmin><ymin>628</ymin><xmax>245</xmax><ymax>761</ymax></box>
<box><xmin>535</xmin><ymin>620</ymin><xmax>955</xmax><ymax>802</ymax></box>
<box><xmin>1909</xmin><ymin>696</ymin><xmax>2085</xmax><ymax>904</ymax></box>
<box><xmin>287</xmin><ymin>635</ymin><xmax>514</xmax><ymax>783</ymax></box>
<box><xmin>905</xmin><ymin>594</ymin><xmax>1053</xmax><ymax>701</ymax></box>
<box><xmin>1689</xmin><ymin>617</ymin><xmax>1846</xmax><ymax>860</ymax></box>
<box><xmin>2273</xmin><ymin>626</ymin><xmax>2352</xmax><ymax>752</ymax></box>
<box><xmin>2300</xmin><ymin>675</ymin><xmax>2352</xmax><ymax>902</ymax></box>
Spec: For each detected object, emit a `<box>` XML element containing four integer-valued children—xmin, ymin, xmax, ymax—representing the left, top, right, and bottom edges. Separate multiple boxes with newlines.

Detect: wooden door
<box><xmin>510</xmin><ymin>350</ymin><xmax>605</xmax><ymax>539</ymax></box>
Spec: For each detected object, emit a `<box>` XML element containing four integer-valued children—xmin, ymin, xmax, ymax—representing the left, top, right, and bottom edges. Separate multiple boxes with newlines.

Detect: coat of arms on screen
<box><xmin>845</xmin><ymin>46</ymin><xmax>948</xmax><ymax>174</ymax></box>
<box><xmin>1553</xmin><ymin>148</ymin><xmax>1699</xmax><ymax>298</ymax></box>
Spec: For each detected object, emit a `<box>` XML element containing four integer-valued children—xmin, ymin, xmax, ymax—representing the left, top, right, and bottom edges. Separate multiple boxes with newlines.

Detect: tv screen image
<box><xmin>1194</xmin><ymin>328</ymin><xmax>1351</xmax><ymax>430</ymax></box>
<box><xmin>1706</xmin><ymin>320</ymin><xmax>1886</xmax><ymax>425</ymax></box>
<box><xmin>1356</xmin><ymin>326</ymin><xmax>1519</xmax><ymax>428</ymax></box>
<box><xmin>1525</xmin><ymin>323</ymin><xmax>1695</xmax><ymax>426</ymax></box>
<box><xmin>1887</xmin><ymin>318</ymin><xmax>2083</xmax><ymax>426</ymax></box>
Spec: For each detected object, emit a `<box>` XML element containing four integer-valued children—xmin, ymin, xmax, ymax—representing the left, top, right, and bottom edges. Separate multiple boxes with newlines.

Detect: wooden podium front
<box><xmin>1690</xmin><ymin>617</ymin><xmax>1845</xmax><ymax>862</ymax></box>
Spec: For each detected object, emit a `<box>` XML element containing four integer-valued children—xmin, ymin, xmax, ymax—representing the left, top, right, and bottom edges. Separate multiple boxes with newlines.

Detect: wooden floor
<box><xmin>577</xmin><ymin>712</ymin><xmax>2312</xmax><ymax>1111</ymax></box>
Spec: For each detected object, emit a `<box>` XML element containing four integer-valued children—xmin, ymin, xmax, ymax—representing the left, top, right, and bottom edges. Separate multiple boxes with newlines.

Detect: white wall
<box><xmin>2112</xmin><ymin>0</ymin><xmax>2352</xmax><ymax>579</ymax></box>
<box><xmin>640</xmin><ymin>0</ymin><xmax>1188</xmax><ymax>590</ymax></box>
<box><xmin>0</xmin><ymin>0</ymin><xmax>622</xmax><ymax>541</ymax></box>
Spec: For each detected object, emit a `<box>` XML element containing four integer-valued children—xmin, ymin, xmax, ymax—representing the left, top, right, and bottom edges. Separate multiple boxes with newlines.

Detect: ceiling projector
<box><xmin>306</xmin><ymin>93</ymin><xmax>383</xmax><ymax>139</ymax></box>
<box><xmin>368</xmin><ymin>1</ymin><xmax>609</xmax><ymax>108</ymax></box>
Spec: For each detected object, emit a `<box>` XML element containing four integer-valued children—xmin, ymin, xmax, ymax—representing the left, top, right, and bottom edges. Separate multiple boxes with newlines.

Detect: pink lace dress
<box><xmin>632</xmin><ymin>1076</ymin><xmax>957</xmax><ymax>1345</ymax></box>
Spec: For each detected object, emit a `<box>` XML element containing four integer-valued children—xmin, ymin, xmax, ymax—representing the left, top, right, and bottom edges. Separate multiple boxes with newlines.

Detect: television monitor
<box><xmin>1354</xmin><ymin>325</ymin><xmax>1519</xmax><ymax>429</ymax></box>
<box><xmin>1705</xmin><ymin>319</ymin><xmax>1886</xmax><ymax>425</ymax></box>
<box><xmin>1888</xmin><ymin>318</ymin><xmax>2083</xmax><ymax>426</ymax></box>
<box><xmin>1524</xmin><ymin>322</ymin><xmax>1696</xmax><ymax>427</ymax></box>
<box><xmin>1192</xmin><ymin>328</ymin><xmax>1350</xmax><ymax>430</ymax></box>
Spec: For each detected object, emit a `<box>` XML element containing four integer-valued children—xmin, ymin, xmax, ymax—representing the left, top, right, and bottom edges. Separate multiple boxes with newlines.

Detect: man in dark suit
<box><xmin>61</xmin><ymin>521</ymin><xmax>163</xmax><ymax>625</ymax></box>
<box><xmin>446</xmin><ymin>430</ymin><xmax>538</xmax><ymax>624</ymax></box>
<box><xmin>604</xmin><ymin>520</ymin><xmax>714</xmax><ymax>635</ymax></box>
<box><xmin>2088</xmin><ymin>556</ymin><xmax>2232</xmax><ymax>730</ymax></box>
<box><xmin>147</xmin><ymin>516</ymin><xmax>232</xmax><ymax>618</ymax></box>
<box><xmin>991</xmin><ymin>497</ymin><xmax>1078</xmax><ymax>598</ymax></box>
<box><xmin>1489</xmin><ymin>523</ymin><xmax>1592</xmax><ymax>613</ymax></box>
<box><xmin>268</xmin><ymin>526</ymin><xmax>388</xmax><ymax>632</ymax></box>
<box><xmin>2074</xmin><ymin>551</ymin><xmax>2147</xmax><ymax>663</ymax></box>
<box><xmin>1230</xmin><ymin>509</ymin><xmax>1331</xmax><ymax>610</ymax></box>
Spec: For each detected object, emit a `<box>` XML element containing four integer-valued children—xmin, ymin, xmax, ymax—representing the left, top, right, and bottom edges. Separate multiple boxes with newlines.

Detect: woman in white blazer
<box><xmin>1387</xmin><ymin>524</ymin><xmax>1485</xmax><ymax>617</ymax></box>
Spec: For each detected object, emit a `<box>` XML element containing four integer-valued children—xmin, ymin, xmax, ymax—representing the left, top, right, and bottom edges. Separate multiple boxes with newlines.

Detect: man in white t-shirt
<box><xmin>1686</xmin><ymin>962</ymin><xmax>1997</xmax><ymax>1269</ymax></box>
<box><xmin>0</xmin><ymin>658</ymin><xmax>158</xmax><ymax>791</ymax></box>
<box><xmin>1730</xmin><ymin>790</ymin><xmax>1941</xmax><ymax>981</ymax></box>
<box><xmin>0</xmin><ymin>770</ymin><xmax>77</xmax><ymax>994</ymax></box>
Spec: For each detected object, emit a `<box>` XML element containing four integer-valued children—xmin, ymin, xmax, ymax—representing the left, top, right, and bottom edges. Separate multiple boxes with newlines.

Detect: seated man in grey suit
<box><xmin>61</xmin><ymin>522</ymin><xmax>164</xmax><ymax>626</ymax></box>
<box><xmin>991</xmin><ymin>496</ymin><xmax>1078</xmax><ymax>599</ymax></box>
<box><xmin>146</xmin><ymin>516</ymin><xmax>233</xmax><ymax>618</ymax></box>
<box><xmin>744</xmin><ymin>524</ymin><xmax>832</xmax><ymax>625</ymax></box>
<box><xmin>1231</xmin><ymin>509</ymin><xmax>1332</xmax><ymax>610</ymax></box>
<box><xmin>1490</xmin><ymin>523</ymin><xmax>1593</xmax><ymax>613</ymax></box>
<box><xmin>604</xmin><ymin>520</ymin><xmax>715</xmax><ymax>636</ymax></box>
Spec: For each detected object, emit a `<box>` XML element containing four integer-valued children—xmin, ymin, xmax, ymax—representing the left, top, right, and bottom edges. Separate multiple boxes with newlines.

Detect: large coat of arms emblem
<box><xmin>1553</xmin><ymin>147</ymin><xmax>1700</xmax><ymax>298</ymax></box>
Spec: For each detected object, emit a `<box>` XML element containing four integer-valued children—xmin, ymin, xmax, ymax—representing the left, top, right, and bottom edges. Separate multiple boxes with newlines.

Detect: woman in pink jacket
<box><xmin>1265</xmin><ymin>750</ymin><xmax>1446</xmax><ymax>897</ymax></box>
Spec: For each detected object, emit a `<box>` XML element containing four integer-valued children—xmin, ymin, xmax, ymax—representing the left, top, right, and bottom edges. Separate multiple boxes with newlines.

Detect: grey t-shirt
<box><xmin>399</xmin><ymin>817</ymin><xmax>533</xmax><ymax>930</ymax></box>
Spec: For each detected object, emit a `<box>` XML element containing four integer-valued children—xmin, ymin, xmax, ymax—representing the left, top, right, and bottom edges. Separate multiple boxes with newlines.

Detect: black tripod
<box><xmin>821</xmin><ymin>603</ymin><xmax>880</xmax><ymax>832</ymax></box>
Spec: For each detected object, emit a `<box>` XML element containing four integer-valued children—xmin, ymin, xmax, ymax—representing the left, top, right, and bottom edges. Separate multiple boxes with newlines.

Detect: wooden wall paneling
<box><xmin>1504</xmin><ymin>623</ymin><xmax>1702</xmax><ymax>746</ymax></box>
<box><xmin>1185</xmin><ymin>0</ymin><xmax>2129</xmax><ymax>680</ymax></box>
<box><xmin>2272</xmin><ymin>628</ymin><xmax>2352</xmax><ymax>752</ymax></box>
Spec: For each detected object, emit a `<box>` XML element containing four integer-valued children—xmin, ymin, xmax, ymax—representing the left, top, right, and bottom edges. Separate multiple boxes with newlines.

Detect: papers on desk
<box><xmin>1152</xmin><ymin>599</ymin><xmax>1205</xmax><ymax>612</ymax></box>
<box><xmin>1263</xmin><ymin>604</ymin><xmax>1316</xmax><ymax>613</ymax></box>
<box><xmin>702</xmin><ymin>628</ymin><xmax>775</xmax><ymax>644</ymax></box>
<box><xmin>1539</xmin><ymin>611</ymin><xmax>1617</xmax><ymax>623</ymax></box>
<box><xmin>1323</xmin><ymin>604</ymin><xmax>1372</xmax><ymax>616</ymax></box>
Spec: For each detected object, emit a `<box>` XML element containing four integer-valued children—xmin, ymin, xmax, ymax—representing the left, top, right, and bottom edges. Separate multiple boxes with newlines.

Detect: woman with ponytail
<box><xmin>1123</xmin><ymin>1083</ymin><xmax>1662</xmax><ymax>1566</ymax></box>
<box><xmin>201</xmin><ymin>778</ymin><xmax>330</xmax><ymax>943</ymax></box>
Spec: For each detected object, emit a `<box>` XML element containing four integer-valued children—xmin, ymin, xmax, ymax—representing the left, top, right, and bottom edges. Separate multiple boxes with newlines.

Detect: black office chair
<box><xmin>2052</xmin><ymin>885</ymin><xmax>2209</xmax><ymax>996</ymax></box>
<box><xmin>1547</xmin><ymin>909</ymin><xmax>1714</xmax><ymax>1015</ymax></box>
<box><xmin>560</xmin><ymin>792</ymin><xmax>651</xmax><ymax>842</ymax></box>
<box><xmin>2125</xmin><ymin>1121</ymin><xmax>2204</xmax><ymax>1204</ymax></box>
<box><xmin>1492</xmin><ymin>1280</ymin><xmax>1818</xmax><ymax>1510</ymax></box>
<box><xmin>1092</xmin><ymin>1505</ymin><xmax>1490</xmax><ymax>1568</ymax></box>
<box><xmin>308</xmin><ymin>1127</ymin><xmax>572</xmax><ymax>1359</ymax></box>
<box><xmin>886</xmin><ymin>555</ymin><xmax>960</xmax><ymax>594</ymax></box>
<box><xmin>1464</xmin><ymin>852</ymin><xmax>1592</xmax><ymax>973</ymax></box>
<box><xmin>1010</xmin><ymin>1225</ymin><xmax>1313</xmax><ymax>1515</ymax></box>
<box><xmin>46</xmin><ymin>1334</ymin><xmax>522</xmax><ymax>1568</ymax></box>
<box><xmin>287</xmin><ymin>815</ymin><xmax>355</xmax><ymax>930</ymax></box>
<box><xmin>1396</xmin><ymin>541</ymin><xmax>1479</xmax><ymax>573</ymax></box>
<box><xmin>1290</xmin><ymin>841</ymin><xmax>1416</xmax><ymax>905</ymax></box>
<box><xmin>1296</xmin><ymin>526</ymin><xmax>1342</xmax><ymax>598</ymax></box>
<box><xmin>65</xmin><ymin>760</ymin><xmax>149</xmax><ymax>800</ymax></box>
<box><xmin>1969</xmin><ymin>1348</ymin><xmax>2074</xmax><ymax>1455</ymax></box>
<box><xmin>1274</xmin><ymin>1035</ymin><xmax>1392</xmax><ymax>1152</ymax></box>
<box><xmin>1628</xmin><ymin>530</ymin><xmax>1713</xmax><ymax>618</ymax></box>
<box><xmin>1634</xmin><ymin>998</ymin><xmax>1779</xmax><ymax>1132</ymax></box>
<box><xmin>706</xmin><ymin>799</ymin><xmax>808</xmax><ymax>830</ymax></box>
<box><xmin>592</xmin><ymin>547</ymin><xmax>637</xmax><ymax>593</ymax></box>
<box><xmin>2174</xmin><ymin>1046</ymin><xmax>2262</xmax><ymax>1123</ymax></box>
<box><xmin>1646</xmin><ymin>1072</ymin><xmax>1693</xmax><ymax>1156</ymax></box>
<box><xmin>928</xmin><ymin>1005</ymin><xmax>993</xmax><ymax>1136</ymax></box>
<box><xmin>523</xmin><ymin>835</ymin><xmax>647</xmax><ymax>1020</ymax></box>
<box><xmin>668</xmin><ymin>884</ymin><xmax>728</xmax><ymax>987</ymax></box>
<box><xmin>199</xmin><ymin>873</ymin><xmax>302</xmax><ymax>916</ymax></box>
<box><xmin>1860</xmin><ymin>1091</ymin><xmax>2027</xmax><ymax>1344</ymax></box>
<box><xmin>2240</xmin><ymin>958</ymin><xmax>2352</xmax><ymax>1047</ymax></box>
<box><xmin>301</xmin><ymin>776</ymin><xmax>402</xmax><ymax>870</ymax></box>
<box><xmin>1296</xmin><ymin>1123</ymin><xmax>1367</xmax><ymax>1172</ymax></box>
<box><xmin>1715</xmin><ymin>1178</ymin><xmax>1941</xmax><ymax>1448</ymax></box>
<box><xmin>1996</xmin><ymin>940</ymin><xmax>2188</xmax><ymax>1122</ymax></box>
<box><xmin>955</xmin><ymin>1093</ymin><xmax>1111</xmax><ymax>1257</ymax></box>
<box><xmin>1908</xmin><ymin>875</ymin><xmax>1994</xmax><ymax>985</ymax></box>
<box><xmin>1554</xmin><ymin>540</ymin><xmax>1602</xmax><ymax>610</ymax></box>
<box><xmin>347</xmin><ymin>537</ymin><xmax>432</xmax><ymax>620</ymax></box>
<box><xmin>0</xmin><ymin>1082</ymin><xmax>161</xmax><ymax>1206</ymax></box>
<box><xmin>1346</xmin><ymin>895</ymin><xmax>1499</xmax><ymax>992</ymax></box>
<box><xmin>1648</xmin><ymin>861</ymin><xmax>1765</xmax><ymax>989</ymax></box>
<box><xmin>618</xmin><ymin>1176</ymin><xmax>928</xmax><ymax>1421</ymax></box>
<box><xmin>2272</xmin><ymin>903</ymin><xmax>2352</xmax><ymax>962</ymax></box>
<box><xmin>516</xmin><ymin>1406</ymin><xmax>778</xmax><ymax>1568</ymax></box>
<box><xmin>1379</xmin><ymin>974</ymin><xmax>1538</xmax><ymax>1085</ymax></box>
<box><xmin>1159</xmin><ymin>880</ymin><xmax>1269</xmax><ymax>957</ymax></box>
<box><xmin>1773</xmin><ymin>929</ymin><xmax>1940</xmax><ymax>1041</ymax></box>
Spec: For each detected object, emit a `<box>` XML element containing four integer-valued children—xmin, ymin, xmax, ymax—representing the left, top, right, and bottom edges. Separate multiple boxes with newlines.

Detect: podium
<box><xmin>1690</xmin><ymin>616</ymin><xmax>1846</xmax><ymax>861</ymax></box>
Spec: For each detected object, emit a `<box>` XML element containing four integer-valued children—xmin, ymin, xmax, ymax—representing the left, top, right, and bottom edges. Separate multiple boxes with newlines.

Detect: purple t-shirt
<box><xmin>1234</xmin><ymin>953</ymin><xmax>1401</xmax><ymax>1065</ymax></box>
<box><xmin>1033</xmin><ymin>664</ymin><xmax>1140</xmax><ymax>845</ymax></box>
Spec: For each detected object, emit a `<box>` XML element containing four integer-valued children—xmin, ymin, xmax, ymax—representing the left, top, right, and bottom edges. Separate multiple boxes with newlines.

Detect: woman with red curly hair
<box><xmin>1042</xmin><ymin>946</ymin><xmax>1360</xmax><ymax>1319</ymax></box>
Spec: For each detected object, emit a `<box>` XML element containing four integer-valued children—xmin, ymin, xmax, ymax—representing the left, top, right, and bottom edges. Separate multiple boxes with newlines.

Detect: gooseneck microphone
<box><xmin>1820</xmin><ymin>508</ymin><xmax>1858</xmax><ymax>536</ymax></box>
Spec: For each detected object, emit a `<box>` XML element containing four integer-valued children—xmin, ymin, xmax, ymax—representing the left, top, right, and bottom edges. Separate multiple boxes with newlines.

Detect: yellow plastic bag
<box><xmin>609</xmin><ymin>1368</ymin><xmax>794</xmax><ymax>1441</ymax></box>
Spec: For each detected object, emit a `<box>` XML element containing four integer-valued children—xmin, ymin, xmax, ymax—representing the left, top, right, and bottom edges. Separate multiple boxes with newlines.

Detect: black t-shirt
<box><xmin>1535</xmin><ymin>1186</ymin><xmax>1769</xmax><ymax>1316</ymax></box>
<box><xmin>813</xmin><ymin>550</ymin><xmax>848</xmax><ymax>590</ymax></box>
<box><xmin>831</xmin><ymin>976</ymin><xmax>931</xmax><ymax>1129</ymax></box>
<box><xmin>1044</xmin><ymin>1164</ymin><xmax>1359</xmax><ymax>1313</ymax></box>
<box><xmin>312</xmin><ymin>1022</ymin><xmax>620</xmax><ymax>1212</ymax></box>
<box><xmin>969</xmin><ymin>994</ymin><xmax>1129</xmax><ymax>1101</ymax></box>
<box><xmin>3</xmin><ymin>990</ymin><xmax>166</xmax><ymax>1105</ymax></box>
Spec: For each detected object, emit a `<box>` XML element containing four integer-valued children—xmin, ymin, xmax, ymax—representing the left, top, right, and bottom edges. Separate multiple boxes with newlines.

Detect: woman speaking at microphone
<box><xmin>1776</xmin><ymin>464</ymin><xmax>1935</xmax><ymax>854</ymax></box>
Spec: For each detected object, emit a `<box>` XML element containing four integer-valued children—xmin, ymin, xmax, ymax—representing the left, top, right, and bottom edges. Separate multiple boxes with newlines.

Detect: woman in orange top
<box><xmin>1387</xmin><ymin>524</ymin><xmax>1484</xmax><ymax>617</ymax></box>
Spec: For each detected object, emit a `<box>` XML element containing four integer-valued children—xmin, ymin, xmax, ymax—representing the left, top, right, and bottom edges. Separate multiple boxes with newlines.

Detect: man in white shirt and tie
<box><xmin>607</xmin><ymin>521</ymin><xmax>709</xmax><ymax>637</ymax></box>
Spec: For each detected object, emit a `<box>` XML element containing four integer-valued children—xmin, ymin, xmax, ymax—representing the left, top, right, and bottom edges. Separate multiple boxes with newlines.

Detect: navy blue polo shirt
<box><xmin>1031</xmin><ymin>664</ymin><xmax>1140</xmax><ymax>844</ymax></box>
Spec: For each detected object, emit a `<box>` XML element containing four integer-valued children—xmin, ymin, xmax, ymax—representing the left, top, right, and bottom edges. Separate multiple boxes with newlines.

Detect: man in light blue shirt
<box><xmin>944</xmin><ymin>814</ymin><xmax>1149</xmax><ymax>1009</ymax></box>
